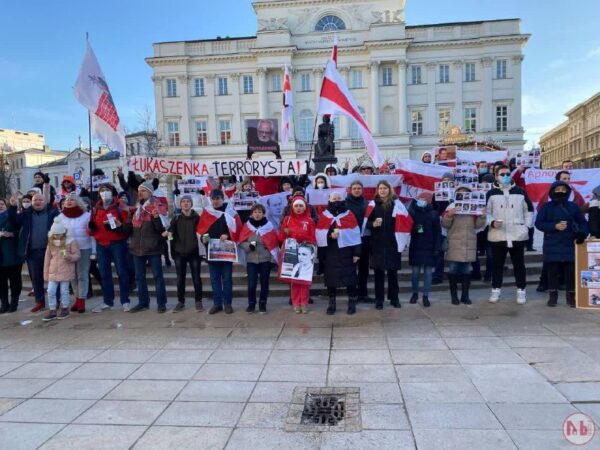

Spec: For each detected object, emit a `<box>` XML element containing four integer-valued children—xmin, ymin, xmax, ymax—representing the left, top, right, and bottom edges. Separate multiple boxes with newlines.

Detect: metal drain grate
<box><xmin>301</xmin><ymin>394</ymin><xmax>345</xmax><ymax>425</ymax></box>
<box><xmin>285</xmin><ymin>387</ymin><xmax>361</xmax><ymax>432</ymax></box>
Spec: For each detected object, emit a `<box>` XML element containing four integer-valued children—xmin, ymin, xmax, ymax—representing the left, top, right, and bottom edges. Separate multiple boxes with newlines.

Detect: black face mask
<box><xmin>328</xmin><ymin>200</ymin><xmax>345</xmax><ymax>215</ymax></box>
<box><xmin>553</xmin><ymin>191</ymin><xmax>568</xmax><ymax>200</ymax></box>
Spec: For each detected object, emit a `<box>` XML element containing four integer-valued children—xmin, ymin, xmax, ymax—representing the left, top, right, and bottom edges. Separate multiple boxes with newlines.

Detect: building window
<box><xmin>271</xmin><ymin>73</ymin><xmax>282</xmax><ymax>92</ymax></box>
<box><xmin>315</xmin><ymin>15</ymin><xmax>346</xmax><ymax>32</ymax></box>
<box><xmin>300</xmin><ymin>73</ymin><xmax>311</xmax><ymax>92</ymax></box>
<box><xmin>464</xmin><ymin>107</ymin><xmax>477</xmax><ymax>133</ymax></box>
<box><xmin>465</xmin><ymin>63</ymin><xmax>476</xmax><ymax>82</ymax></box>
<box><xmin>54</xmin><ymin>176</ymin><xmax>59</xmax><ymax>187</ymax></box>
<box><xmin>218</xmin><ymin>77</ymin><xmax>228</xmax><ymax>95</ymax></box>
<box><xmin>411</xmin><ymin>111</ymin><xmax>423</xmax><ymax>136</ymax></box>
<box><xmin>439</xmin><ymin>65</ymin><xmax>450</xmax><ymax>83</ymax></box>
<box><xmin>16</xmin><ymin>177</ymin><xmax>21</xmax><ymax>190</ymax></box>
<box><xmin>196</xmin><ymin>121</ymin><xmax>208</xmax><ymax>146</ymax></box>
<box><xmin>243</xmin><ymin>75</ymin><xmax>254</xmax><ymax>94</ymax></box>
<box><xmin>299</xmin><ymin>110</ymin><xmax>313</xmax><ymax>142</ymax></box>
<box><xmin>439</xmin><ymin>109</ymin><xmax>451</xmax><ymax>133</ymax></box>
<box><xmin>350</xmin><ymin>107</ymin><xmax>366</xmax><ymax>139</ymax></box>
<box><xmin>219</xmin><ymin>119</ymin><xmax>231</xmax><ymax>144</ymax></box>
<box><xmin>496</xmin><ymin>105</ymin><xmax>508</xmax><ymax>132</ymax></box>
<box><xmin>411</xmin><ymin>66</ymin><xmax>422</xmax><ymax>85</ymax></box>
<box><xmin>496</xmin><ymin>59</ymin><xmax>507</xmax><ymax>79</ymax></box>
<box><xmin>194</xmin><ymin>78</ymin><xmax>205</xmax><ymax>96</ymax></box>
<box><xmin>382</xmin><ymin>67</ymin><xmax>393</xmax><ymax>86</ymax></box>
<box><xmin>167</xmin><ymin>121</ymin><xmax>180</xmax><ymax>146</ymax></box>
<box><xmin>166</xmin><ymin>79</ymin><xmax>177</xmax><ymax>97</ymax></box>
<box><xmin>351</xmin><ymin>70</ymin><xmax>363</xmax><ymax>88</ymax></box>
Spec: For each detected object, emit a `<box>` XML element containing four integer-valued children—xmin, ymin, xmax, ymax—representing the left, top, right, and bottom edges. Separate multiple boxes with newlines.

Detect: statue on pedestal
<box><xmin>315</xmin><ymin>115</ymin><xmax>335</xmax><ymax>158</ymax></box>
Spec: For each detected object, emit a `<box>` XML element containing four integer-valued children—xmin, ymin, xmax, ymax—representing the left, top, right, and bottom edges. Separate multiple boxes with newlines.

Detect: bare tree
<box><xmin>123</xmin><ymin>105</ymin><xmax>163</xmax><ymax>157</ymax></box>
<box><xmin>0</xmin><ymin>144</ymin><xmax>14</xmax><ymax>198</ymax></box>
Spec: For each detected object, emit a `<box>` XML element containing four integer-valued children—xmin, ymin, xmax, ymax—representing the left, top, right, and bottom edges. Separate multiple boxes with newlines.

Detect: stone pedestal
<box><xmin>313</xmin><ymin>156</ymin><xmax>338</xmax><ymax>174</ymax></box>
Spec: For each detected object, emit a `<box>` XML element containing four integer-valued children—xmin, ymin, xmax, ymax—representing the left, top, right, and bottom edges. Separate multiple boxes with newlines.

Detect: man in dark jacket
<box><xmin>346</xmin><ymin>180</ymin><xmax>372</xmax><ymax>303</ymax></box>
<box><xmin>9</xmin><ymin>192</ymin><xmax>59</xmax><ymax>312</ymax></box>
<box><xmin>167</xmin><ymin>194</ymin><xmax>203</xmax><ymax>313</ymax></box>
<box><xmin>535</xmin><ymin>182</ymin><xmax>588</xmax><ymax>307</ymax></box>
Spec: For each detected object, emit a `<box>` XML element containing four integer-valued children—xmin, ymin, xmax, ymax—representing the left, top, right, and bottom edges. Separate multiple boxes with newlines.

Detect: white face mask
<box><xmin>22</xmin><ymin>202</ymin><xmax>31</xmax><ymax>209</ymax></box>
<box><xmin>100</xmin><ymin>191</ymin><xmax>113</xmax><ymax>201</ymax></box>
<box><xmin>52</xmin><ymin>239</ymin><xmax>63</xmax><ymax>246</ymax></box>
<box><xmin>316</xmin><ymin>182</ymin><xmax>325</xmax><ymax>189</ymax></box>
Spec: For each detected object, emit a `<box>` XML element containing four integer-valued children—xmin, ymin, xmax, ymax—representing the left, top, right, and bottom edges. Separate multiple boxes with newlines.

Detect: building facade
<box><xmin>541</xmin><ymin>91</ymin><xmax>600</xmax><ymax>169</ymax></box>
<box><xmin>0</xmin><ymin>128</ymin><xmax>45</xmax><ymax>152</ymax></box>
<box><xmin>146</xmin><ymin>0</ymin><xmax>529</xmax><ymax>163</ymax></box>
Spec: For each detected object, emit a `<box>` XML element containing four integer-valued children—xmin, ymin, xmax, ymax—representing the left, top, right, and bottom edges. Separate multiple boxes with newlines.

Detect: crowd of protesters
<box><xmin>0</xmin><ymin>154</ymin><xmax>598</xmax><ymax>321</ymax></box>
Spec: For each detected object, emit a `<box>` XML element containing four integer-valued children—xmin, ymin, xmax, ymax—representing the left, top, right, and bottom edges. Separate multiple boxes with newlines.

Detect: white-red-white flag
<box><xmin>394</xmin><ymin>159</ymin><xmax>448</xmax><ymax>201</ymax></box>
<box><xmin>281</xmin><ymin>65</ymin><xmax>293</xmax><ymax>146</ymax></box>
<box><xmin>363</xmin><ymin>199</ymin><xmax>413</xmax><ymax>253</ymax></box>
<box><xmin>318</xmin><ymin>41</ymin><xmax>383</xmax><ymax>167</ymax></box>
<box><xmin>316</xmin><ymin>210</ymin><xmax>361</xmax><ymax>248</ymax></box>
<box><xmin>74</xmin><ymin>41</ymin><xmax>125</xmax><ymax>154</ymax></box>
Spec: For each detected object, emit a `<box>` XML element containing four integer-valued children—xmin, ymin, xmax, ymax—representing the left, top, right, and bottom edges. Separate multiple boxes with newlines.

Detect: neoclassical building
<box><xmin>146</xmin><ymin>0</ymin><xmax>529</xmax><ymax>162</ymax></box>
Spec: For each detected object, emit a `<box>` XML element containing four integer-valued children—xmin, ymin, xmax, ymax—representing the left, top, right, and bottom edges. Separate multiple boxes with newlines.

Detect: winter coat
<box><xmin>346</xmin><ymin>194</ymin><xmax>368</xmax><ymax>227</ymax></box>
<box><xmin>486</xmin><ymin>181</ymin><xmax>534</xmax><ymax>247</ymax></box>
<box><xmin>239</xmin><ymin>231</ymin><xmax>274</xmax><ymax>264</ymax></box>
<box><xmin>407</xmin><ymin>202</ymin><xmax>441</xmax><ymax>267</ymax></box>
<box><xmin>57</xmin><ymin>211</ymin><xmax>93</xmax><ymax>250</ymax></box>
<box><xmin>43</xmin><ymin>240</ymin><xmax>81</xmax><ymax>282</ymax></box>
<box><xmin>366</xmin><ymin>197</ymin><xmax>403</xmax><ymax>271</ymax></box>
<box><xmin>168</xmin><ymin>210</ymin><xmax>200</xmax><ymax>257</ymax></box>
<box><xmin>535</xmin><ymin>182</ymin><xmax>589</xmax><ymax>263</ymax></box>
<box><xmin>9</xmin><ymin>204</ymin><xmax>59</xmax><ymax>260</ymax></box>
<box><xmin>89</xmin><ymin>200</ymin><xmax>131</xmax><ymax>247</ymax></box>
<box><xmin>322</xmin><ymin>208</ymin><xmax>361</xmax><ymax>289</ymax></box>
<box><xmin>442</xmin><ymin>212</ymin><xmax>487</xmax><ymax>263</ymax></box>
<box><xmin>278</xmin><ymin>204</ymin><xmax>317</xmax><ymax>246</ymax></box>
<box><xmin>129</xmin><ymin>197</ymin><xmax>166</xmax><ymax>256</ymax></box>
<box><xmin>0</xmin><ymin>213</ymin><xmax>23</xmax><ymax>267</ymax></box>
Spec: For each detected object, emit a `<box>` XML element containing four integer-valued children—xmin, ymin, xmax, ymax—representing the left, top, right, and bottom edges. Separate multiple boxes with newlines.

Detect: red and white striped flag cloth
<box><xmin>363</xmin><ymin>199</ymin><xmax>413</xmax><ymax>253</ymax></box>
<box><xmin>281</xmin><ymin>65</ymin><xmax>293</xmax><ymax>146</ymax></box>
<box><xmin>394</xmin><ymin>159</ymin><xmax>448</xmax><ymax>201</ymax></box>
<box><xmin>316</xmin><ymin>210</ymin><xmax>361</xmax><ymax>248</ymax></box>
<box><xmin>196</xmin><ymin>205</ymin><xmax>242</xmax><ymax>241</ymax></box>
<box><xmin>328</xmin><ymin>174</ymin><xmax>403</xmax><ymax>201</ymax></box>
<box><xmin>74</xmin><ymin>40</ymin><xmax>125</xmax><ymax>154</ymax></box>
<box><xmin>318</xmin><ymin>37</ymin><xmax>383</xmax><ymax>167</ymax></box>
<box><xmin>238</xmin><ymin>220</ymin><xmax>280</xmax><ymax>262</ymax></box>
<box><xmin>456</xmin><ymin>150</ymin><xmax>508</xmax><ymax>164</ymax></box>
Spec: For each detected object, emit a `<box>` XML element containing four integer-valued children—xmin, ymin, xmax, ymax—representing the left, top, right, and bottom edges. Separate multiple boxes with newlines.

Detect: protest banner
<box><xmin>327</xmin><ymin>175</ymin><xmax>403</xmax><ymax>201</ymax></box>
<box><xmin>395</xmin><ymin>160</ymin><xmax>447</xmax><ymax>201</ymax></box>
<box><xmin>456</xmin><ymin>150</ymin><xmax>508</xmax><ymax>164</ymax></box>
<box><xmin>128</xmin><ymin>156</ymin><xmax>307</xmax><ymax>178</ymax></box>
<box><xmin>523</xmin><ymin>168</ymin><xmax>600</xmax><ymax>211</ymax></box>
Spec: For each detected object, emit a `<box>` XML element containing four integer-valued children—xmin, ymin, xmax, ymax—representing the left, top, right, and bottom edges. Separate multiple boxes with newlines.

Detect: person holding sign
<box><xmin>535</xmin><ymin>181</ymin><xmax>589</xmax><ymax>307</ymax></box>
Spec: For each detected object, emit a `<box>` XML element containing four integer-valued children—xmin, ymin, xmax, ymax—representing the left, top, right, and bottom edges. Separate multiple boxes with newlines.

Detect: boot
<box><xmin>449</xmin><ymin>274</ymin><xmax>460</xmax><ymax>305</ymax></box>
<box><xmin>460</xmin><ymin>275</ymin><xmax>472</xmax><ymax>305</ymax></box>
<box><xmin>30</xmin><ymin>301</ymin><xmax>45</xmax><ymax>313</ymax></box>
<box><xmin>347</xmin><ymin>296</ymin><xmax>356</xmax><ymax>315</ymax></box>
<box><xmin>566</xmin><ymin>291</ymin><xmax>576</xmax><ymax>308</ymax></box>
<box><xmin>70</xmin><ymin>298</ymin><xmax>80</xmax><ymax>312</ymax></box>
<box><xmin>77</xmin><ymin>298</ymin><xmax>86</xmax><ymax>313</ymax></box>
<box><xmin>409</xmin><ymin>293</ymin><xmax>418</xmax><ymax>304</ymax></box>
<box><xmin>390</xmin><ymin>298</ymin><xmax>401</xmax><ymax>308</ymax></box>
<box><xmin>326</xmin><ymin>293</ymin><xmax>336</xmax><ymax>315</ymax></box>
<box><xmin>375</xmin><ymin>299</ymin><xmax>383</xmax><ymax>310</ymax></box>
<box><xmin>422</xmin><ymin>296</ymin><xmax>431</xmax><ymax>308</ymax></box>
<box><xmin>8</xmin><ymin>296</ymin><xmax>18</xmax><ymax>313</ymax></box>
<box><xmin>0</xmin><ymin>298</ymin><xmax>8</xmax><ymax>314</ymax></box>
<box><xmin>547</xmin><ymin>290</ymin><xmax>558</xmax><ymax>307</ymax></box>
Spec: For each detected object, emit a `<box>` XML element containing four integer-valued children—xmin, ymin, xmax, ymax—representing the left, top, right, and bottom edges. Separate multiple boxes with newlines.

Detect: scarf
<box><xmin>61</xmin><ymin>206</ymin><xmax>84</xmax><ymax>218</ymax></box>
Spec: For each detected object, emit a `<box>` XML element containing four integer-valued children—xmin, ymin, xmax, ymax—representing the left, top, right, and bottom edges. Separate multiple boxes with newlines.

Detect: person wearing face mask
<box><xmin>535</xmin><ymin>182</ymin><xmax>588</xmax><ymax>307</ymax></box>
<box><xmin>0</xmin><ymin>198</ymin><xmax>23</xmax><ymax>314</ymax></box>
<box><xmin>317</xmin><ymin>192</ymin><xmax>361</xmax><ymax>315</ymax></box>
<box><xmin>486</xmin><ymin>165</ymin><xmax>534</xmax><ymax>304</ymax></box>
<box><xmin>407</xmin><ymin>192</ymin><xmax>440</xmax><ymax>307</ymax></box>
<box><xmin>89</xmin><ymin>184</ymin><xmax>132</xmax><ymax>313</ymax></box>
<box><xmin>20</xmin><ymin>195</ymin><xmax>32</xmax><ymax>212</ymax></box>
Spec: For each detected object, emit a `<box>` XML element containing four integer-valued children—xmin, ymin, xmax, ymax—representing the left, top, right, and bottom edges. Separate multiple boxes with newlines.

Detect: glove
<box><xmin>88</xmin><ymin>220</ymin><xmax>97</xmax><ymax>232</ymax></box>
<box><xmin>43</xmin><ymin>173</ymin><xmax>50</xmax><ymax>184</ymax></box>
<box><xmin>173</xmin><ymin>188</ymin><xmax>181</xmax><ymax>196</ymax></box>
<box><xmin>575</xmin><ymin>232</ymin><xmax>587</xmax><ymax>245</ymax></box>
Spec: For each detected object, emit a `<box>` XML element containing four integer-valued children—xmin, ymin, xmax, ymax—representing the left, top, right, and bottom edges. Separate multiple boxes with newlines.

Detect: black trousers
<box><xmin>374</xmin><ymin>269</ymin><xmax>398</xmax><ymax>302</ymax></box>
<box><xmin>0</xmin><ymin>264</ymin><xmax>22</xmax><ymax>301</ymax></box>
<box><xmin>547</xmin><ymin>261</ymin><xmax>575</xmax><ymax>292</ymax></box>
<box><xmin>357</xmin><ymin>238</ymin><xmax>370</xmax><ymax>297</ymax></box>
<box><xmin>491</xmin><ymin>243</ymin><xmax>526</xmax><ymax>290</ymax></box>
<box><xmin>174</xmin><ymin>254</ymin><xmax>203</xmax><ymax>303</ymax></box>
<box><xmin>328</xmin><ymin>285</ymin><xmax>357</xmax><ymax>298</ymax></box>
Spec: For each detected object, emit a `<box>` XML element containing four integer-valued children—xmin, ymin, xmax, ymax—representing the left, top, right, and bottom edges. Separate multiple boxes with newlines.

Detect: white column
<box><xmin>257</xmin><ymin>68</ymin><xmax>268</xmax><ymax>118</ymax></box>
<box><xmin>426</xmin><ymin>62</ymin><xmax>437</xmax><ymax>135</ymax></box>
<box><xmin>511</xmin><ymin>55</ymin><xmax>524</xmax><ymax>131</ymax></box>
<box><xmin>313</xmin><ymin>67</ymin><xmax>323</xmax><ymax>113</ymax></box>
<box><xmin>230</xmin><ymin>73</ymin><xmax>242</xmax><ymax>143</ymax></box>
<box><xmin>205</xmin><ymin>74</ymin><xmax>218</xmax><ymax>145</ymax></box>
<box><xmin>151</xmin><ymin>76</ymin><xmax>165</xmax><ymax>144</ymax></box>
<box><xmin>452</xmin><ymin>60</ymin><xmax>463</xmax><ymax>127</ymax></box>
<box><xmin>397</xmin><ymin>60</ymin><xmax>408</xmax><ymax>134</ymax></box>
<box><xmin>369</xmin><ymin>61</ymin><xmax>380</xmax><ymax>135</ymax></box>
<box><xmin>177</xmin><ymin>75</ymin><xmax>191</xmax><ymax>147</ymax></box>
<box><xmin>481</xmin><ymin>57</ymin><xmax>493</xmax><ymax>132</ymax></box>
<box><xmin>339</xmin><ymin>66</ymin><xmax>350</xmax><ymax>138</ymax></box>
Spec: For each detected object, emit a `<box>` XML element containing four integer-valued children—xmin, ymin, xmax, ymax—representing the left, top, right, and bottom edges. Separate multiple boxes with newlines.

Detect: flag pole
<box><xmin>86</xmin><ymin>32</ymin><xmax>94</xmax><ymax>214</ymax></box>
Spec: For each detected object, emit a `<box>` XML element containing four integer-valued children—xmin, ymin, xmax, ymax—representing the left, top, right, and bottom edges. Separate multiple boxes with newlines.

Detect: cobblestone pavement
<box><xmin>0</xmin><ymin>288</ymin><xmax>599</xmax><ymax>449</ymax></box>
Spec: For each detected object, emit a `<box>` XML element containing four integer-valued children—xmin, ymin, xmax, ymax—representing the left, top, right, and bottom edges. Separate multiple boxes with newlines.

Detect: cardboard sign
<box><xmin>576</xmin><ymin>240</ymin><xmax>600</xmax><ymax>309</ymax></box>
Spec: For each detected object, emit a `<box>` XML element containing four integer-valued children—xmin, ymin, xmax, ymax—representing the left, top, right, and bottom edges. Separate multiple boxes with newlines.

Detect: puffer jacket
<box><xmin>408</xmin><ymin>201</ymin><xmax>441</xmax><ymax>267</ymax></box>
<box><xmin>43</xmin><ymin>240</ymin><xmax>81</xmax><ymax>282</ymax></box>
<box><xmin>89</xmin><ymin>200</ymin><xmax>131</xmax><ymax>247</ymax></box>
<box><xmin>442</xmin><ymin>212</ymin><xmax>487</xmax><ymax>263</ymax></box>
<box><xmin>129</xmin><ymin>197</ymin><xmax>167</xmax><ymax>256</ymax></box>
<box><xmin>168</xmin><ymin>210</ymin><xmax>200</xmax><ymax>258</ymax></box>
<box><xmin>57</xmin><ymin>212</ymin><xmax>93</xmax><ymax>250</ymax></box>
<box><xmin>486</xmin><ymin>181</ymin><xmax>534</xmax><ymax>247</ymax></box>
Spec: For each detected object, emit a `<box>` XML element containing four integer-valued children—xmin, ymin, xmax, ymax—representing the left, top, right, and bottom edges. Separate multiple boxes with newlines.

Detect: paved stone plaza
<box><xmin>0</xmin><ymin>288</ymin><xmax>599</xmax><ymax>450</ymax></box>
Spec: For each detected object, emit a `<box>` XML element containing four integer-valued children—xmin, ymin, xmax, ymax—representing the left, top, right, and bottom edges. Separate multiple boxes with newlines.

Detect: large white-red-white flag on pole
<box><xmin>74</xmin><ymin>40</ymin><xmax>125</xmax><ymax>154</ymax></box>
<box><xmin>317</xmin><ymin>37</ymin><xmax>383</xmax><ymax>167</ymax></box>
<box><xmin>281</xmin><ymin>65</ymin><xmax>293</xmax><ymax>146</ymax></box>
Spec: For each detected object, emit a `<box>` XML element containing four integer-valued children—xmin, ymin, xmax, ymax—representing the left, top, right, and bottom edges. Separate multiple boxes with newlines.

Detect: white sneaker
<box><xmin>516</xmin><ymin>289</ymin><xmax>527</xmax><ymax>305</ymax></box>
<box><xmin>122</xmin><ymin>303</ymin><xmax>131</xmax><ymax>312</ymax></box>
<box><xmin>92</xmin><ymin>303</ymin><xmax>113</xmax><ymax>313</ymax></box>
<box><xmin>489</xmin><ymin>289</ymin><xmax>501</xmax><ymax>303</ymax></box>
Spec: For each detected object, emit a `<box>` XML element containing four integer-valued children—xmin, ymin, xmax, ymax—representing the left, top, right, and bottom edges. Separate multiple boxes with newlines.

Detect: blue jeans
<box><xmin>97</xmin><ymin>241</ymin><xmax>130</xmax><ymax>306</ymax></box>
<box><xmin>27</xmin><ymin>248</ymin><xmax>46</xmax><ymax>303</ymax></box>
<box><xmin>247</xmin><ymin>262</ymin><xmax>271</xmax><ymax>305</ymax></box>
<box><xmin>47</xmin><ymin>281</ymin><xmax>70</xmax><ymax>309</ymax></box>
<box><xmin>133</xmin><ymin>254</ymin><xmax>167</xmax><ymax>308</ymax></box>
<box><xmin>448</xmin><ymin>261</ymin><xmax>472</xmax><ymax>275</ymax></box>
<box><xmin>208</xmin><ymin>261</ymin><xmax>233</xmax><ymax>306</ymax></box>
<box><xmin>411</xmin><ymin>265</ymin><xmax>433</xmax><ymax>296</ymax></box>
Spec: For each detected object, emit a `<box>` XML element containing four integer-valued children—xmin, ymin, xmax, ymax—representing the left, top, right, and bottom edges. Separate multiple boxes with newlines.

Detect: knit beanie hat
<box><xmin>48</xmin><ymin>218</ymin><xmax>67</xmax><ymax>237</ymax></box>
<box><xmin>139</xmin><ymin>181</ymin><xmax>155</xmax><ymax>195</ymax></box>
<box><xmin>180</xmin><ymin>194</ymin><xmax>193</xmax><ymax>203</ymax></box>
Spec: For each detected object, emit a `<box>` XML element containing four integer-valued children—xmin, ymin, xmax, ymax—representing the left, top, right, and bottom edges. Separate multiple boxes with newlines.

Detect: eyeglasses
<box><xmin>498</xmin><ymin>172</ymin><xmax>510</xmax><ymax>176</ymax></box>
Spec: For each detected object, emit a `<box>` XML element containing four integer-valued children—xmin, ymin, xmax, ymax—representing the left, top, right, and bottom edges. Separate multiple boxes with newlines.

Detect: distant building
<box><xmin>541</xmin><ymin>91</ymin><xmax>600</xmax><ymax>169</ymax></box>
<box><xmin>6</xmin><ymin>146</ymin><xmax>67</xmax><ymax>194</ymax></box>
<box><xmin>0</xmin><ymin>128</ymin><xmax>45</xmax><ymax>152</ymax></box>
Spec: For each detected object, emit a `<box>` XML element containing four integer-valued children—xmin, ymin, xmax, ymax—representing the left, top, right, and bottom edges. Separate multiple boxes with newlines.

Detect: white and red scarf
<box><xmin>196</xmin><ymin>204</ymin><xmax>242</xmax><ymax>241</ymax></box>
<box><xmin>316</xmin><ymin>210</ymin><xmax>361</xmax><ymax>248</ymax></box>
<box><xmin>363</xmin><ymin>199</ymin><xmax>413</xmax><ymax>252</ymax></box>
<box><xmin>238</xmin><ymin>221</ymin><xmax>280</xmax><ymax>262</ymax></box>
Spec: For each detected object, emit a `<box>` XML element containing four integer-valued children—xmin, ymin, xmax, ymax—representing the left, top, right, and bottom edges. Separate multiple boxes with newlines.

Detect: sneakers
<box><xmin>301</xmin><ymin>306</ymin><xmax>309</xmax><ymax>314</ymax></box>
<box><xmin>30</xmin><ymin>302</ymin><xmax>45</xmax><ymax>313</ymax></box>
<box><xmin>516</xmin><ymin>289</ymin><xmax>527</xmax><ymax>305</ymax></box>
<box><xmin>294</xmin><ymin>306</ymin><xmax>301</xmax><ymax>314</ymax></box>
<box><xmin>258</xmin><ymin>303</ymin><xmax>267</xmax><ymax>314</ymax></box>
<box><xmin>57</xmin><ymin>308</ymin><xmax>70</xmax><ymax>320</ymax></box>
<box><xmin>157</xmin><ymin>305</ymin><xmax>167</xmax><ymax>313</ymax></box>
<box><xmin>209</xmin><ymin>305</ymin><xmax>223</xmax><ymax>315</ymax></box>
<box><xmin>129</xmin><ymin>304</ymin><xmax>149</xmax><ymax>313</ymax></box>
<box><xmin>122</xmin><ymin>303</ymin><xmax>131</xmax><ymax>312</ymax></box>
<box><xmin>42</xmin><ymin>310</ymin><xmax>57</xmax><ymax>321</ymax></box>
<box><xmin>195</xmin><ymin>301</ymin><xmax>204</xmax><ymax>312</ymax></box>
<box><xmin>173</xmin><ymin>302</ymin><xmax>185</xmax><ymax>313</ymax></box>
<box><xmin>224</xmin><ymin>305</ymin><xmax>234</xmax><ymax>314</ymax></box>
<box><xmin>92</xmin><ymin>303</ymin><xmax>113</xmax><ymax>313</ymax></box>
<box><xmin>489</xmin><ymin>289</ymin><xmax>501</xmax><ymax>303</ymax></box>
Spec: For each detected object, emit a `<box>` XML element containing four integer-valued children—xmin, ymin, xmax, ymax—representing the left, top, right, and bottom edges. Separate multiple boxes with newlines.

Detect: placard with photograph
<box><xmin>246</xmin><ymin>118</ymin><xmax>281</xmax><ymax>158</ymax></box>
<box><xmin>278</xmin><ymin>238</ymin><xmax>316</xmax><ymax>285</ymax></box>
<box><xmin>207</xmin><ymin>239</ymin><xmax>239</xmax><ymax>263</ymax></box>
<box><xmin>434</xmin><ymin>181</ymin><xmax>456</xmax><ymax>202</ymax></box>
<box><xmin>452</xmin><ymin>190</ymin><xmax>487</xmax><ymax>215</ymax></box>
<box><xmin>515</xmin><ymin>149</ymin><xmax>541</xmax><ymax>168</ymax></box>
<box><xmin>233</xmin><ymin>191</ymin><xmax>260</xmax><ymax>211</ymax></box>
<box><xmin>575</xmin><ymin>239</ymin><xmax>600</xmax><ymax>309</ymax></box>
<box><xmin>581</xmin><ymin>271</ymin><xmax>600</xmax><ymax>288</ymax></box>
<box><xmin>178</xmin><ymin>177</ymin><xmax>209</xmax><ymax>194</ymax></box>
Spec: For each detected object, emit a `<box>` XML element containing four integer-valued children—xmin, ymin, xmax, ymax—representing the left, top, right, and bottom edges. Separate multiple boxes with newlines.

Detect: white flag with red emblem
<box><xmin>317</xmin><ymin>37</ymin><xmax>383</xmax><ymax>167</ymax></box>
<box><xmin>363</xmin><ymin>199</ymin><xmax>413</xmax><ymax>253</ymax></box>
<box><xmin>74</xmin><ymin>41</ymin><xmax>125</xmax><ymax>154</ymax></box>
<box><xmin>281</xmin><ymin>65</ymin><xmax>293</xmax><ymax>146</ymax></box>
